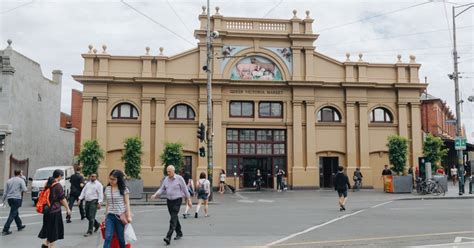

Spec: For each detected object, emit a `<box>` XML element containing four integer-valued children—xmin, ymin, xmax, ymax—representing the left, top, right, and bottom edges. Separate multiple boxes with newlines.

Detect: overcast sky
<box><xmin>1</xmin><ymin>0</ymin><xmax>473</xmax><ymax>141</ymax></box>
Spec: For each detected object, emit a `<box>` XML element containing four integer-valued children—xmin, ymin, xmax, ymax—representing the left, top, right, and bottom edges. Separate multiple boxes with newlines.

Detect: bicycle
<box><xmin>415</xmin><ymin>177</ymin><xmax>445</xmax><ymax>196</ymax></box>
<box><xmin>353</xmin><ymin>179</ymin><xmax>362</xmax><ymax>192</ymax></box>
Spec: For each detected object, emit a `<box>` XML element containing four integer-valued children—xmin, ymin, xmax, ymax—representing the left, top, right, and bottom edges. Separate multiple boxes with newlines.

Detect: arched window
<box><xmin>111</xmin><ymin>103</ymin><xmax>139</xmax><ymax>119</ymax></box>
<box><xmin>169</xmin><ymin>104</ymin><xmax>195</xmax><ymax>120</ymax></box>
<box><xmin>370</xmin><ymin>107</ymin><xmax>393</xmax><ymax>123</ymax></box>
<box><xmin>317</xmin><ymin>107</ymin><xmax>341</xmax><ymax>122</ymax></box>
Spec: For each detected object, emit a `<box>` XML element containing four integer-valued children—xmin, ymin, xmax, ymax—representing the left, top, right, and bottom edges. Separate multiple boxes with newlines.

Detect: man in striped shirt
<box><xmin>152</xmin><ymin>165</ymin><xmax>190</xmax><ymax>245</ymax></box>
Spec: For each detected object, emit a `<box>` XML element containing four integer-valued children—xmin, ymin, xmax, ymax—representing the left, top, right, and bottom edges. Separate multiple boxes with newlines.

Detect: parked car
<box><xmin>29</xmin><ymin>166</ymin><xmax>74</xmax><ymax>205</ymax></box>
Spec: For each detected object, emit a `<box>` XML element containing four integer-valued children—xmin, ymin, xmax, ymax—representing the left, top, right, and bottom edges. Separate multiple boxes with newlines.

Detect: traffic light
<box><xmin>199</xmin><ymin>146</ymin><xmax>206</xmax><ymax>157</ymax></box>
<box><xmin>197</xmin><ymin>123</ymin><xmax>205</xmax><ymax>142</ymax></box>
<box><xmin>0</xmin><ymin>133</ymin><xmax>5</xmax><ymax>152</ymax></box>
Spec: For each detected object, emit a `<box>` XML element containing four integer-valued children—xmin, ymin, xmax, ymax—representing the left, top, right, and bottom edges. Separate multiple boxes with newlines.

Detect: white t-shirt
<box><xmin>220</xmin><ymin>173</ymin><xmax>226</xmax><ymax>182</ymax></box>
<box><xmin>451</xmin><ymin>168</ymin><xmax>458</xmax><ymax>176</ymax></box>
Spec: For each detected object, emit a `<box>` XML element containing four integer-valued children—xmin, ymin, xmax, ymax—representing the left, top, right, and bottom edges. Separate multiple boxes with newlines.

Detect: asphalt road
<box><xmin>0</xmin><ymin>190</ymin><xmax>472</xmax><ymax>248</ymax></box>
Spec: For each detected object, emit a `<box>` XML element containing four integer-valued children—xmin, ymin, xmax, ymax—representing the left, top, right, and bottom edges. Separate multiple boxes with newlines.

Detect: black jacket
<box><xmin>334</xmin><ymin>172</ymin><xmax>351</xmax><ymax>191</ymax></box>
<box><xmin>70</xmin><ymin>172</ymin><xmax>84</xmax><ymax>197</ymax></box>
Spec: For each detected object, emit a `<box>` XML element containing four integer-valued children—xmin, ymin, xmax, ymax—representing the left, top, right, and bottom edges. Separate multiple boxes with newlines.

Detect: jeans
<box><xmin>85</xmin><ymin>200</ymin><xmax>100</xmax><ymax>233</ymax></box>
<box><xmin>166</xmin><ymin>198</ymin><xmax>183</xmax><ymax>239</ymax></box>
<box><xmin>103</xmin><ymin>214</ymin><xmax>125</xmax><ymax>248</ymax></box>
<box><xmin>3</xmin><ymin>198</ymin><xmax>22</xmax><ymax>232</ymax></box>
<box><xmin>67</xmin><ymin>194</ymin><xmax>84</xmax><ymax>220</ymax></box>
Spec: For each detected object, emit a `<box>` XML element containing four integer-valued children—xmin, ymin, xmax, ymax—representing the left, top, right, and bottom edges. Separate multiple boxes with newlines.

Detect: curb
<box><xmin>396</xmin><ymin>195</ymin><xmax>474</xmax><ymax>201</ymax></box>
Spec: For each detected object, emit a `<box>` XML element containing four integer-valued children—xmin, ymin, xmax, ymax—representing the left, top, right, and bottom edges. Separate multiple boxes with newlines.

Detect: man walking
<box><xmin>78</xmin><ymin>173</ymin><xmax>103</xmax><ymax>237</ymax></box>
<box><xmin>151</xmin><ymin>165</ymin><xmax>190</xmax><ymax>245</ymax></box>
<box><xmin>1</xmin><ymin>169</ymin><xmax>27</xmax><ymax>235</ymax></box>
<box><xmin>67</xmin><ymin>166</ymin><xmax>85</xmax><ymax>223</ymax></box>
<box><xmin>334</xmin><ymin>166</ymin><xmax>351</xmax><ymax>211</ymax></box>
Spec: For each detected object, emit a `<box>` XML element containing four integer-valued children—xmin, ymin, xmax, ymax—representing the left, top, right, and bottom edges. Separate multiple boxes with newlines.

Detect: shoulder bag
<box><xmin>110</xmin><ymin>187</ymin><xmax>129</xmax><ymax>225</ymax></box>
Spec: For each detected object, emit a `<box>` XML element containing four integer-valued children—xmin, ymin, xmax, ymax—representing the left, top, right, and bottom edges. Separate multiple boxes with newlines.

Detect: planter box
<box><xmin>126</xmin><ymin>179</ymin><xmax>144</xmax><ymax>199</ymax></box>
<box><xmin>433</xmin><ymin>175</ymin><xmax>448</xmax><ymax>192</ymax></box>
<box><xmin>384</xmin><ymin>175</ymin><xmax>413</xmax><ymax>193</ymax></box>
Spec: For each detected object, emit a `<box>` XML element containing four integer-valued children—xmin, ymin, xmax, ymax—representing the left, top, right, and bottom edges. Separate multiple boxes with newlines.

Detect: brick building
<box><xmin>71</xmin><ymin>89</ymin><xmax>83</xmax><ymax>155</ymax></box>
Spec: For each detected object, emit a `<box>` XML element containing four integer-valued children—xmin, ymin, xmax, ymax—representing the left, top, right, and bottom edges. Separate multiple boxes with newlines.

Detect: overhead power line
<box><xmin>120</xmin><ymin>0</ymin><xmax>195</xmax><ymax>46</ymax></box>
<box><xmin>318</xmin><ymin>25</ymin><xmax>473</xmax><ymax>48</ymax></box>
<box><xmin>166</xmin><ymin>0</ymin><xmax>193</xmax><ymax>34</ymax></box>
<box><xmin>318</xmin><ymin>1</ymin><xmax>432</xmax><ymax>32</ymax></box>
<box><xmin>0</xmin><ymin>0</ymin><xmax>35</xmax><ymax>15</ymax></box>
<box><xmin>262</xmin><ymin>0</ymin><xmax>284</xmax><ymax>18</ymax></box>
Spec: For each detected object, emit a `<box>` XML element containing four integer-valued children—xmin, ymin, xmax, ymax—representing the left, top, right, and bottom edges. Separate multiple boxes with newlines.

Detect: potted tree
<box><xmin>78</xmin><ymin>140</ymin><xmax>104</xmax><ymax>178</ymax></box>
<box><xmin>122</xmin><ymin>137</ymin><xmax>143</xmax><ymax>199</ymax></box>
<box><xmin>160</xmin><ymin>142</ymin><xmax>184</xmax><ymax>176</ymax></box>
<box><xmin>387</xmin><ymin>135</ymin><xmax>412</xmax><ymax>193</ymax></box>
<box><xmin>423</xmin><ymin>133</ymin><xmax>449</xmax><ymax>191</ymax></box>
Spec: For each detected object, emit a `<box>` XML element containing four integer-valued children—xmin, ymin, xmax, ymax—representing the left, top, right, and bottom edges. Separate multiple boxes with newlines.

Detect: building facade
<box><xmin>74</xmin><ymin>9</ymin><xmax>426</xmax><ymax>189</ymax></box>
<box><xmin>0</xmin><ymin>40</ymin><xmax>75</xmax><ymax>190</ymax></box>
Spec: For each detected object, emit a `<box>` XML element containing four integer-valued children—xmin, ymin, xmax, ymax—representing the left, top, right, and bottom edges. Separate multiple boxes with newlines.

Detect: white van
<box><xmin>30</xmin><ymin>166</ymin><xmax>74</xmax><ymax>204</ymax></box>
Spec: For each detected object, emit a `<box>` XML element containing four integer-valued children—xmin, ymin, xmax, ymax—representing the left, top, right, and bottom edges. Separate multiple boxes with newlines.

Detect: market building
<box><xmin>73</xmin><ymin>8</ymin><xmax>426</xmax><ymax>189</ymax></box>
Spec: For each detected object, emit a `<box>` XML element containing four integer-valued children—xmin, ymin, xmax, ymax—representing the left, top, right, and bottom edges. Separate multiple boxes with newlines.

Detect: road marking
<box><xmin>237</xmin><ymin>200</ymin><xmax>255</xmax><ymax>203</ymax></box>
<box><xmin>265</xmin><ymin>209</ymin><xmax>366</xmax><ymax>247</ymax></box>
<box><xmin>269</xmin><ymin>231</ymin><xmax>474</xmax><ymax>247</ymax></box>
<box><xmin>370</xmin><ymin>200</ymin><xmax>393</xmax><ymax>208</ymax></box>
<box><xmin>409</xmin><ymin>241</ymin><xmax>474</xmax><ymax>247</ymax></box>
<box><xmin>258</xmin><ymin>199</ymin><xmax>274</xmax><ymax>203</ymax></box>
<box><xmin>235</xmin><ymin>192</ymin><xmax>249</xmax><ymax>199</ymax></box>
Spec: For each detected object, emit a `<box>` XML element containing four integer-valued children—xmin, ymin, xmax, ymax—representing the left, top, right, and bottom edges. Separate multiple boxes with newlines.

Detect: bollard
<box><xmin>469</xmin><ymin>176</ymin><xmax>473</xmax><ymax>194</ymax></box>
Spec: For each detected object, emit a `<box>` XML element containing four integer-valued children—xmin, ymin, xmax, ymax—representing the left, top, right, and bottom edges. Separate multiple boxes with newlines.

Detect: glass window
<box><xmin>239</xmin><ymin>130</ymin><xmax>255</xmax><ymax>141</ymax></box>
<box><xmin>227</xmin><ymin>129</ymin><xmax>238</xmax><ymax>141</ymax></box>
<box><xmin>259</xmin><ymin>102</ymin><xmax>282</xmax><ymax>117</ymax></box>
<box><xmin>230</xmin><ymin>101</ymin><xmax>253</xmax><ymax>117</ymax></box>
<box><xmin>273</xmin><ymin>144</ymin><xmax>285</xmax><ymax>155</ymax></box>
<box><xmin>273</xmin><ymin>157</ymin><xmax>287</xmax><ymax>174</ymax></box>
<box><xmin>256</xmin><ymin>144</ymin><xmax>272</xmax><ymax>154</ymax></box>
<box><xmin>226</xmin><ymin>157</ymin><xmax>239</xmax><ymax>176</ymax></box>
<box><xmin>227</xmin><ymin>143</ymin><xmax>238</xmax><ymax>154</ymax></box>
<box><xmin>317</xmin><ymin>107</ymin><xmax>341</xmax><ymax>122</ymax></box>
<box><xmin>169</xmin><ymin>104</ymin><xmax>195</xmax><ymax>120</ymax></box>
<box><xmin>257</xmin><ymin>130</ymin><xmax>272</xmax><ymax>141</ymax></box>
<box><xmin>370</xmin><ymin>107</ymin><xmax>392</xmax><ymax>123</ymax></box>
<box><xmin>111</xmin><ymin>103</ymin><xmax>139</xmax><ymax>119</ymax></box>
<box><xmin>240</xmin><ymin>143</ymin><xmax>255</xmax><ymax>154</ymax></box>
<box><xmin>274</xmin><ymin>130</ymin><xmax>285</xmax><ymax>141</ymax></box>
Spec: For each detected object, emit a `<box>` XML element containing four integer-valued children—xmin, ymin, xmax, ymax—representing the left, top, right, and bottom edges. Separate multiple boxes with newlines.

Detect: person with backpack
<box><xmin>38</xmin><ymin>169</ymin><xmax>72</xmax><ymax>248</ymax></box>
<box><xmin>1</xmin><ymin>169</ymin><xmax>27</xmax><ymax>235</ymax></box>
<box><xmin>334</xmin><ymin>166</ymin><xmax>351</xmax><ymax>211</ymax></box>
<box><xmin>195</xmin><ymin>172</ymin><xmax>210</xmax><ymax>218</ymax></box>
<box><xmin>151</xmin><ymin>165</ymin><xmax>190</xmax><ymax>245</ymax></box>
<box><xmin>66</xmin><ymin>166</ymin><xmax>85</xmax><ymax>223</ymax></box>
<box><xmin>103</xmin><ymin>169</ymin><xmax>132</xmax><ymax>248</ymax></box>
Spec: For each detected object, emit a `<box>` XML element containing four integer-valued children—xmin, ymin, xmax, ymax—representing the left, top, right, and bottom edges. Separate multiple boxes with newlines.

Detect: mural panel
<box><xmin>231</xmin><ymin>56</ymin><xmax>283</xmax><ymax>81</ymax></box>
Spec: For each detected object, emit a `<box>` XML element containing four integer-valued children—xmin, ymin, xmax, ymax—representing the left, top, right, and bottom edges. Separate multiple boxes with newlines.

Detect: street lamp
<box><xmin>450</xmin><ymin>3</ymin><xmax>473</xmax><ymax>195</ymax></box>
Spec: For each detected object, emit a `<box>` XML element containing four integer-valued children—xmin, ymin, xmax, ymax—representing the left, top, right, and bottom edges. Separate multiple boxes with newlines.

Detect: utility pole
<box><xmin>451</xmin><ymin>3</ymin><xmax>473</xmax><ymax>195</ymax></box>
<box><xmin>206</xmin><ymin>0</ymin><xmax>214</xmax><ymax>201</ymax></box>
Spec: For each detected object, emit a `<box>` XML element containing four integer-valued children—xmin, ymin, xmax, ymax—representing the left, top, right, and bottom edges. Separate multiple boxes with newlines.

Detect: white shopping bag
<box><xmin>124</xmin><ymin>223</ymin><xmax>137</xmax><ymax>243</ymax></box>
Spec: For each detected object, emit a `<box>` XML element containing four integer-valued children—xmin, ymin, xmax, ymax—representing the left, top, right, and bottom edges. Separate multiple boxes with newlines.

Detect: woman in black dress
<box><xmin>38</xmin><ymin>169</ymin><xmax>71</xmax><ymax>248</ymax></box>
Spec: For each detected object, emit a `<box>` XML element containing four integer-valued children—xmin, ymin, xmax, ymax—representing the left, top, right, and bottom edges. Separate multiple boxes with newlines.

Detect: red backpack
<box><xmin>36</xmin><ymin>182</ymin><xmax>58</xmax><ymax>214</ymax></box>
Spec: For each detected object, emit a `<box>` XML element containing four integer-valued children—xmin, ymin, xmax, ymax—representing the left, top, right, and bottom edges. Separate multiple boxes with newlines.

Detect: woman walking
<box><xmin>219</xmin><ymin>169</ymin><xmax>226</xmax><ymax>194</ymax></box>
<box><xmin>103</xmin><ymin>169</ymin><xmax>132</xmax><ymax>248</ymax></box>
<box><xmin>38</xmin><ymin>169</ymin><xmax>72</xmax><ymax>248</ymax></box>
<box><xmin>195</xmin><ymin>172</ymin><xmax>210</xmax><ymax>218</ymax></box>
<box><xmin>182</xmin><ymin>172</ymin><xmax>194</xmax><ymax>219</ymax></box>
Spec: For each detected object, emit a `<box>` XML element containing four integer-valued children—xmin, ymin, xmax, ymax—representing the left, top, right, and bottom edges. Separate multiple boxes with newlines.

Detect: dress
<box><xmin>38</xmin><ymin>183</ymin><xmax>65</xmax><ymax>242</ymax></box>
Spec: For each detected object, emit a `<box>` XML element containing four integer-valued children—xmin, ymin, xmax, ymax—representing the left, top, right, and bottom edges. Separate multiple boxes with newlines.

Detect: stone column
<box><xmin>398</xmin><ymin>103</ymin><xmax>408</xmax><ymax>138</ymax></box>
<box><xmin>96</xmin><ymin>97</ymin><xmax>108</xmax><ymax>175</ymax></box>
<box><xmin>140</xmin><ymin>99</ymin><xmax>151</xmax><ymax>168</ymax></box>
<box><xmin>358</xmin><ymin>102</ymin><xmax>372</xmax><ymax>187</ymax></box>
<box><xmin>292</xmin><ymin>101</ymin><xmax>304</xmax><ymax>187</ymax></box>
<box><xmin>411</xmin><ymin>103</ymin><xmax>423</xmax><ymax>168</ymax></box>
<box><xmin>154</xmin><ymin>99</ymin><xmax>166</xmax><ymax>173</ymax></box>
<box><xmin>346</xmin><ymin>102</ymin><xmax>357</xmax><ymax>168</ymax></box>
<box><xmin>305</xmin><ymin>101</ymin><xmax>318</xmax><ymax>187</ymax></box>
<box><xmin>81</xmin><ymin>97</ymin><xmax>93</xmax><ymax>143</ymax></box>
<box><xmin>304</xmin><ymin>46</ymin><xmax>315</xmax><ymax>81</ymax></box>
<box><xmin>292</xmin><ymin>47</ymin><xmax>302</xmax><ymax>80</ymax></box>
<box><xmin>213</xmin><ymin>100</ymin><xmax>223</xmax><ymax>186</ymax></box>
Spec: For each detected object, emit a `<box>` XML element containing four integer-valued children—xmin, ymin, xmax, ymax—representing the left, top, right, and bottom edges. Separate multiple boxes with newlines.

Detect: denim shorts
<box><xmin>337</xmin><ymin>189</ymin><xmax>348</xmax><ymax>198</ymax></box>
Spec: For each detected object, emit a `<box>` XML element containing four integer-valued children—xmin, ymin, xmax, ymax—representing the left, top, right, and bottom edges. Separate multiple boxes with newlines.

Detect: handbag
<box><xmin>110</xmin><ymin>187</ymin><xmax>129</xmax><ymax>225</ymax></box>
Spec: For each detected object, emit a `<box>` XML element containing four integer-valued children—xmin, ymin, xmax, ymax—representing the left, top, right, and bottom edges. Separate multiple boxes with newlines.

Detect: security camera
<box><xmin>210</xmin><ymin>30</ymin><xmax>219</xmax><ymax>39</ymax></box>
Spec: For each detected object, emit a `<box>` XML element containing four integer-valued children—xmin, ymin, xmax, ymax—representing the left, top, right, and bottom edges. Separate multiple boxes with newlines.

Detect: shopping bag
<box><xmin>124</xmin><ymin>223</ymin><xmax>137</xmax><ymax>243</ymax></box>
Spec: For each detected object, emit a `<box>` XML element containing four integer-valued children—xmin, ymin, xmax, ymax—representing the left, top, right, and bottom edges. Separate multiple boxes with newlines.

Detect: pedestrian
<box><xmin>78</xmin><ymin>173</ymin><xmax>103</xmax><ymax>237</ymax></box>
<box><xmin>182</xmin><ymin>171</ymin><xmax>194</xmax><ymax>219</ymax></box>
<box><xmin>219</xmin><ymin>169</ymin><xmax>226</xmax><ymax>194</ymax></box>
<box><xmin>255</xmin><ymin>169</ymin><xmax>262</xmax><ymax>191</ymax></box>
<box><xmin>408</xmin><ymin>166</ymin><xmax>415</xmax><ymax>189</ymax></box>
<box><xmin>276</xmin><ymin>169</ymin><xmax>285</xmax><ymax>192</ymax></box>
<box><xmin>450</xmin><ymin>165</ymin><xmax>458</xmax><ymax>185</ymax></box>
<box><xmin>38</xmin><ymin>169</ymin><xmax>72</xmax><ymax>248</ymax></box>
<box><xmin>334</xmin><ymin>166</ymin><xmax>351</xmax><ymax>211</ymax></box>
<box><xmin>1</xmin><ymin>169</ymin><xmax>27</xmax><ymax>235</ymax></box>
<box><xmin>195</xmin><ymin>172</ymin><xmax>211</xmax><ymax>218</ymax></box>
<box><xmin>103</xmin><ymin>169</ymin><xmax>132</xmax><ymax>248</ymax></box>
<box><xmin>352</xmin><ymin>167</ymin><xmax>363</xmax><ymax>191</ymax></box>
<box><xmin>67</xmin><ymin>166</ymin><xmax>85</xmax><ymax>223</ymax></box>
<box><xmin>381</xmin><ymin>164</ymin><xmax>392</xmax><ymax>192</ymax></box>
<box><xmin>20</xmin><ymin>170</ymin><xmax>27</xmax><ymax>187</ymax></box>
<box><xmin>151</xmin><ymin>165</ymin><xmax>190</xmax><ymax>246</ymax></box>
